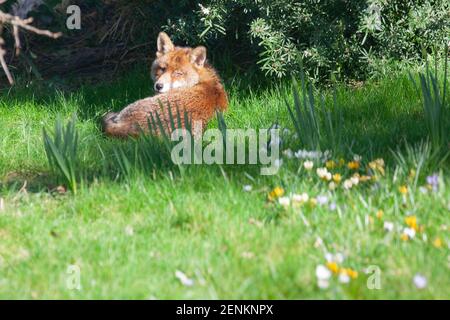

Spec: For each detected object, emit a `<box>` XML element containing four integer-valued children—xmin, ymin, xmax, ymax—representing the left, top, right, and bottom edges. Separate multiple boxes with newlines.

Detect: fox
<box><xmin>102</xmin><ymin>32</ymin><xmax>228</xmax><ymax>138</ymax></box>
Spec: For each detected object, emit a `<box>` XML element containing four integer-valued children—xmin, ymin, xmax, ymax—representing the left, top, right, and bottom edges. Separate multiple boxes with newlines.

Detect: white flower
<box><xmin>384</xmin><ymin>221</ymin><xmax>394</xmax><ymax>232</ymax></box>
<box><xmin>283</xmin><ymin>149</ymin><xmax>293</xmax><ymax>159</ymax></box>
<box><xmin>292</xmin><ymin>193</ymin><xmax>309</xmax><ymax>204</ymax></box>
<box><xmin>303</xmin><ymin>160</ymin><xmax>314</xmax><ymax>170</ymax></box>
<box><xmin>317</xmin><ymin>279</ymin><xmax>330</xmax><ymax>289</ymax></box>
<box><xmin>350</xmin><ymin>176</ymin><xmax>359</xmax><ymax>186</ymax></box>
<box><xmin>343</xmin><ymin>179</ymin><xmax>353</xmax><ymax>190</ymax></box>
<box><xmin>0</xmin><ymin>197</ymin><xmax>4</xmax><ymax>212</ymax></box>
<box><xmin>317</xmin><ymin>168</ymin><xmax>331</xmax><ymax>181</ymax></box>
<box><xmin>353</xmin><ymin>154</ymin><xmax>362</xmax><ymax>162</ymax></box>
<box><xmin>243</xmin><ymin>185</ymin><xmax>252</xmax><ymax>192</ymax></box>
<box><xmin>413</xmin><ymin>274</ymin><xmax>427</xmax><ymax>289</ymax></box>
<box><xmin>278</xmin><ymin>196</ymin><xmax>291</xmax><ymax>207</ymax></box>
<box><xmin>175</xmin><ymin>270</ymin><xmax>194</xmax><ymax>286</ymax></box>
<box><xmin>328</xmin><ymin>182</ymin><xmax>337</xmax><ymax>191</ymax></box>
<box><xmin>339</xmin><ymin>272</ymin><xmax>350</xmax><ymax>284</ymax></box>
<box><xmin>124</xmin><ymin>226</ymin><xmax>134</xmax><ymax>236</ymax></box>
<box><xmin>403</xmin><ymin>227</ymin><xmax>416</xmax><ymax>239</ymax></box>
<box><xmin>316</xmin><ymin>265</ymin><xmax>331</xmax><ymax>280</ymax></box>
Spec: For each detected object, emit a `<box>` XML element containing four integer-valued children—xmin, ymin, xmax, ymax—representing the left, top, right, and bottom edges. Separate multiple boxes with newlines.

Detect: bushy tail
<box><xmin>102</xmin><ymin>112</ymin><xmax>133</xmax><ymax>138</ymax></box>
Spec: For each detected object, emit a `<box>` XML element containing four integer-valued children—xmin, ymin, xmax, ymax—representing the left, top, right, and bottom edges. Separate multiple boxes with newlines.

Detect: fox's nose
<box><xmin>155</xmin><ymin>83</ymin><xmax>164</xmax><ymax>92</ymax></box>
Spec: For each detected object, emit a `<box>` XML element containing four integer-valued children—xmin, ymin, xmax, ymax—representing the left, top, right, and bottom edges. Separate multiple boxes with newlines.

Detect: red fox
<box><xmin>102</xmin><ymin>32</ymin><xmax>228</xmax><ymax>138</ymax></box>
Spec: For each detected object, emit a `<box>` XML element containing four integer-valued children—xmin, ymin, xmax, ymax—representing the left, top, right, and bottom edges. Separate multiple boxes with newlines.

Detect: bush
<box><xmin>156</xmin><ymin>0</ymin><xmax>449</xmax><ymax>81</ymax></box>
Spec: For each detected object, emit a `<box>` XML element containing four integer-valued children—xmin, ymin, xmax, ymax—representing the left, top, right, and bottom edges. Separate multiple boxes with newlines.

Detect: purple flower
<box><xmin>317</xmin><ymin>195</ymin><xmax>329</xmax><ymax>205</ymax></box>
<box><xmin>329</xmin><ymin>202</ymin><xmax>337</xmax><ymax>211</ymax></box>
<box><xmin>426</xmin><ymin>174</ymin><xmax>439</xmax><ymax>191</ymax></box>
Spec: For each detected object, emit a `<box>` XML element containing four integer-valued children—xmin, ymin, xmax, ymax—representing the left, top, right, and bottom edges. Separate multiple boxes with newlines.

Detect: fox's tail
<box><xmin>102</xmin><ymin>112</ymin><xmax>132</xmax><ymax>138</ymax></box>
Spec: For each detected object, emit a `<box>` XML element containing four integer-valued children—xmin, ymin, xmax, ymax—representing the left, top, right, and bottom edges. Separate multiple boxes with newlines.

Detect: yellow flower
<box><xmin>326</xmin><ymin>160</ymin><xmax>336</xmax><ymax>169</ymax></box>
<box><xmin>368</xmin><ymin>158</ymin><xmax>385</xmax><ymax>175</ymax></box>
<box><xmin>399</xmin><ymin>185</ymin><xmax>408</xmax><ymax>195</ymax></box>
<box><xmin>433</xmin><ymin>237</ymin><xmax>443</xmax><ymax>248</ymax></box>
<box><xmin>338</xmin><ymin>158</ymin><xmax>346</xmax><ymax>167</ymax></box>
<box><xmin>268</xmin><ymin>187</ymin><xmax>284</xmax><ymax>201</ymax></box>
<box><xmin>346</xmin><ymin>268</ymin><xmax>358</xmax><ymax>279</ymax></box>
<box><xmin>309</xmin><ymin>197</ymin><xmax>318</xmax><ymax>207</ymax></box>
<box><xmin>332</xmin><ymin>173</ymin><xmax>342</xmax><ymax>183</ymax></box>
<box><xmin>376</xmin><ymin>210</ymin><xmax>384</xmax><ymax>219</ymax></box>
<box><xmin>326</xmin><ymin>261</ymin><xmax>339</xmax><ymax>274</ymax></box>
<box><xmin>405</xmin><ymin>216</ymin><xmax>417</xmax><ymax>231</ymax></box>
<box><xmin>347</xmin><ymin>161</ymin><xmax>360</xmax><ymax>170</ymax></box>
<box><xmin>340</xmin><ymin>268</ymin><xmax>358</xmax><ymax>280</ymax></box>
<box><xmin>400</xmin><ymin>233</ymin><xmax>409</xmax><ymax>241</ymax></box>
<box><xmin>409</xmin><ymin>169</ymin><xmax>416</xmax><ymax>180</ymax></box>
<box><xmin>360</xmin><ymin>175</ymin><xmax>372</xmax><ymax>182</ymax></box>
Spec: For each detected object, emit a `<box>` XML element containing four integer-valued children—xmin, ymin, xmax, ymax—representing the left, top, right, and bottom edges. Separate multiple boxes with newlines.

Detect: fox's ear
<box><xmin>157</xmin><ymin>32</ymin><xmax>174</xmax><ymax>57</ymax></box>
<box><xmin>191</xmin><ymin>46</ymin><xmax>207</xmax><ymax>67</ymax></box>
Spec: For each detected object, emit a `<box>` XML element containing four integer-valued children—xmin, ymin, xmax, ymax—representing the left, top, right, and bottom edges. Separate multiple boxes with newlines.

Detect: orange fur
<box><xmin>102</xmin><ymin>33</ymin><xmax>228</xmax><ymax>138</ymax></box>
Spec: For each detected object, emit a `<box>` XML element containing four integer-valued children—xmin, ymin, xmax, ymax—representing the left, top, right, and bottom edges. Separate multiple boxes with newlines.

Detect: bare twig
<box><xmin>0</xmin><ymin>7</ymin><xmax>62</xmax><ymax>84</ymax></box>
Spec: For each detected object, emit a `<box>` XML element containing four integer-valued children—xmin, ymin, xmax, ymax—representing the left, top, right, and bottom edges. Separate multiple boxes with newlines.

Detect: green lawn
<box><xmin>0</xmin><ymin>67</ymin><xmax>449</xmax><ymax>299</ymax></box>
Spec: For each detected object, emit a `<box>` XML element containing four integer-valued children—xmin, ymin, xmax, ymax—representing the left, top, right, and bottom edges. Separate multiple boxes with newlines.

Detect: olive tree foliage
<box><xmin>158</xmin><ymin>0</ymin><xmax>449</xmax><ymax>81</ymax></box>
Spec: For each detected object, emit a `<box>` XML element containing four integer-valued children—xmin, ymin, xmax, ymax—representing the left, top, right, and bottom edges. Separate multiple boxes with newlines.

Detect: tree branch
<box><xmin>0</xmin><ymin>6</ymin><xmax>62</xmax><ymax>85</ymax></box>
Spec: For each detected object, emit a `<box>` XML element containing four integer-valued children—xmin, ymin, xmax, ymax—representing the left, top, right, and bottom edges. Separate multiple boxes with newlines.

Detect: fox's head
<box><xmin>151</xmin><ymin>32</ymin><xmax>207</xmax><ymax>94</ymax></box>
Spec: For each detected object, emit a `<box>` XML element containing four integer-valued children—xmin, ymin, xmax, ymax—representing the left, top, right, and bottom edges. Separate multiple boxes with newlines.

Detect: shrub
<box><xmin>156</xmin><ymin>0</ymin><xmax>449</xmax><ymax>81</ymax></box>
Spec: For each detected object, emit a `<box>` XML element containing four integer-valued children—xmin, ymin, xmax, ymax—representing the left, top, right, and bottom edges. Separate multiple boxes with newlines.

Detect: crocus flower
<box><xmin>278</xmin><ymin>196</ymin><xmax>291</xmax><ymax>207</ymax></box>
<box><xmin>332</xmin><ymin>173</ymin><xmax>342</xmax><ymax>183</ymax></box>
<box><xmin>343</xmin><ymin>179</ymin><xmax>353</xmax><ymax>190</ymax></box>
<box><xmin>384</xmin><ymin>221</ymin><xmax>394</xmax><ymax>232</ymax></box>
<box><xmin>316</xmin><ymin>195</ymin><xmax>329</xmax><ymax>205</ymax></box>
<box><xmin>426</xmin><ymin>174</ymin><xmax>439</xmax><ymax>191</ymax></box>
<box><xmin>303</xmin><ymin>160</ymin><xmax>314</xmax><ymax>170</ymax></box>
<box><xmin>268</xmin><ymin>187</ymin><xmax>284</xmax><ymax>201</ymax></box>
<box><xmin>347</xmin><ymin>161</ymin><xmax>360</xmax><ymax>170</ymax></box>
<box><xmin>399</xmin><ymin>185</ymin><xmax>408</xmax><ymax>195</ymax></box>
<box><xmin>317</xmin><ymin>168</ymin><xmax>332</xmax><ymax>181</ymax></box>
<box><xmin>292</xmin><ymin>193</ymin><xmax>309</xmax><ymax>204</ymax></box>
<box><xmin>413</xmin><ymin>274</ymin><xmax>427</xmax><ymax>289</ymax></box>
<box><xmin>405</xmin><ymin>216</ymin><xmax>418</xmax><ymax>231</ymax></box>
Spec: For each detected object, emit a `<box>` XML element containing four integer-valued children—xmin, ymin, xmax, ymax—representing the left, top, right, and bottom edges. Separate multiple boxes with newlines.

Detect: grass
<box><xmin>0</xmin><ymin>65</ymin><xmax>449</xmax><ymax>299</ymax></box>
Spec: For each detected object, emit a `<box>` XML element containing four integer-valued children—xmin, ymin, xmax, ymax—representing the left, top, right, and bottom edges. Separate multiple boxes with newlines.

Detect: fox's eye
<box><xmin>159</xmin><ymin>67</ymin><xmax>166</xmax><ymax>73</ymax></box>
<box><xmin>173</xmin><ymin>70</ymin><xmax>183</xmax><ymax>77</ymax></box>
